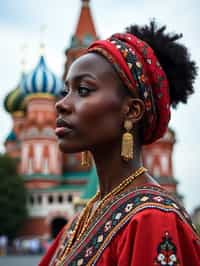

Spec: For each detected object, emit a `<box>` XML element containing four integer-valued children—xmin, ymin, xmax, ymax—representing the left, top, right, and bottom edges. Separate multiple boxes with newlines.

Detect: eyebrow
<box><xmin>65</xmin><ymin>73</ymin><xmax>97</xmax><ymax>85</ymax></box>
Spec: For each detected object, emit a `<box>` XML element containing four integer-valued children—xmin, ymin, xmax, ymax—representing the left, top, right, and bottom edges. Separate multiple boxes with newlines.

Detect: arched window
<box><xmin>42</xmin><ymin>127</ymin><xmax>55</xmax><ymax>137</ymax></box>
<box><xmin>27</xmin><ymin>127</ymin><xmax>39</xmax><ymax>137</ymax></box>
<box><xmin>43</xmin><ymin>158</ymin><xmax>49</xmax><ymax>174</ymax></box>
<box><xmin>58</xmin><ymin>195</ymin><xmax>63</xmax><ymax>204</ymax></box>
<box><xmin>37</xmin><ymin>194</ymin><xmax>42</xmax><ymax>204</ymax></box>
<box><xmin>67</xmin><ymin>194</ymin><xmax>73</xmax><ymax>203</ymax></box>
<box><xmin>28</xmin><ymin>158</ymin><xmax>33</xmax><ymax>174</ymax></box>
<box><xmin>43</xmin><ymin>146</ymin><xmax>49</xmax><ymax>174</ymax></box>
<box><xmin>29</xmin><ymin>195</ymin><xmax>35</xmax><ymax>205</ymax></box>
<box><xmin>48</xmin><ymin>195</ymin><xmax>53</xmax><ymax>204</ymax></box>
<box><xmin>28</xmin><ymin>145</ymin><xmax>34</xmax><ymax>174</ymax></box>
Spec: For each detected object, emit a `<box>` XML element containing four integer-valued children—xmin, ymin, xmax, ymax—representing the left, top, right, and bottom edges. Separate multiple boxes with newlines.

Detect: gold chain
<box><xmin>55</xmin><ymin>166</ymin><xmax>147</xmax><ymax>266</ymax></box>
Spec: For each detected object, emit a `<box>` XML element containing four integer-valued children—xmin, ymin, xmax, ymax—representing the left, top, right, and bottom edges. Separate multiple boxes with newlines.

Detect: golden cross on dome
<box><xmin>20</xmin><ymin>43</ymin><xmax>28</xmax><ymax>73</ymax></box>
<box><xmin>39</xmin><ymin>24</ymin><xmax>47</xmax><ymax>55</ymax></box>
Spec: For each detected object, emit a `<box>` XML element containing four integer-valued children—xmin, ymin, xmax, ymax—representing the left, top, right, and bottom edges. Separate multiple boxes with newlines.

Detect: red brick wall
<box><xmin>19</xmin><ymin>217</ymin><xmax>49</xmax><ymax>237</ymax></box>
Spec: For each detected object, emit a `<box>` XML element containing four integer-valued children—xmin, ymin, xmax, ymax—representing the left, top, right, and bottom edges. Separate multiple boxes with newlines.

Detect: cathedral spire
<box><xmin>82</xmin><ymin>0</ymin><xmax>90</xmax><ymax>5</ymax></box>
<box><xmin>63</xmin><ymin>0</ymin><xmax>99</xmax><ymax>80</ymax></box>
<box><xmin>73</xmin><ymin>0</ymin><xmax>97</xmax><ymax>46</ymax></box>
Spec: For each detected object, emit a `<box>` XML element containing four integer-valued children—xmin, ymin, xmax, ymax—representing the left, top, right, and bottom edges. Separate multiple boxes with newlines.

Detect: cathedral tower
<box><xmin>20</xmin><ymin>55</ymin><xmax>63</xmax><ymax>189</ymax></box>
<box><xmin>63</xmin><ymin>0</ymin><xmax>98</xmax><ymax>80</ymax></box>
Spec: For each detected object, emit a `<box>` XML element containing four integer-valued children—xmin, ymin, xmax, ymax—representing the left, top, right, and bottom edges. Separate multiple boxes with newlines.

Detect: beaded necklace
<box><xmin>55</xmin><ymin>166</ymin><xmax>147</xmax><ymax>266</ymax></box>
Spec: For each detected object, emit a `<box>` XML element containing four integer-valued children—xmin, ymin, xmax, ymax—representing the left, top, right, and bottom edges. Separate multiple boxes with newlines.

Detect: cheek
<box><xmin>76</xmin><ymin>94</ymin><xmax>123</xmax><ymax>140</ymax></box>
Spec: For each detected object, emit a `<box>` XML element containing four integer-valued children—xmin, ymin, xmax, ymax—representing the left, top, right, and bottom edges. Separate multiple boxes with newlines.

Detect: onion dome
<box><xmin>4</xmin><ymin>85</ymin><xmax>25</xmax><ymax>115</ymax></box>
<box><xmin>21</xmin><ymin>56</ymin><xmax>63</xmax><ymax>96</ymax></box>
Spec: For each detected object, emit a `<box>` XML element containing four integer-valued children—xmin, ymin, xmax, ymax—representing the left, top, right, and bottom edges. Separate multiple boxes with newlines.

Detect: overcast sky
<box><xmin>0</xmin><ymin>0</ymin><xmax>199</xmax><ymax>213</ymax></box>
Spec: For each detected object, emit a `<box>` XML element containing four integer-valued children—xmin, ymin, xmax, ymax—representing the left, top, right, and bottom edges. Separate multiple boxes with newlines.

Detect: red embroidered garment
<box><xmin>39</xmin><ymin>186</ymin><xmax>200</xmax><ymax>266</ymax></box>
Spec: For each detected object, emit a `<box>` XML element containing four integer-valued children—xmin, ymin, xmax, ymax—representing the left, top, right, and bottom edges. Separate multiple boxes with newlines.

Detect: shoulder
<box><xmin>111</xmin><ymin>188</ymin><xmax>200</xmax><ymax>265</ymax></box>
<box><xmin>115</xmin><ymin>185</ymin><xmax>197</xmax><ymax>236</ymax></box>
<box><xmin>127</xmin><ymin>205</ymin><xmax>196</xmax><ymax>237</ymax></box>
<box><xmin>113</xmin><ymin>207</ymin><xmax>200</xmax><ymax>266</ymax></box>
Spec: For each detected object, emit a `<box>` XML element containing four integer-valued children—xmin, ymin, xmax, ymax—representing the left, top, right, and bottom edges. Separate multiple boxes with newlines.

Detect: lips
<box><xmin>55</xmin><ymin>117</ymin><xmax>73</xmax><ymax>137</ymax></box>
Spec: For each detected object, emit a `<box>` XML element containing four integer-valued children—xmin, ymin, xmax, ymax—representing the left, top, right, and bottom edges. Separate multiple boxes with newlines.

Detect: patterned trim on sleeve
<box><xmin>54</xmin><ymin>185</ymin><xmax>198</xmax><ymax>266</ymax></box>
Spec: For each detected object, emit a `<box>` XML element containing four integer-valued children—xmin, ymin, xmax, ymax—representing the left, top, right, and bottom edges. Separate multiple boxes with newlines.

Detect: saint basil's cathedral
<box><xmin>3</xmin><ymin>0</ymin><xmax>179</xmax><ymax>239</ymax></box>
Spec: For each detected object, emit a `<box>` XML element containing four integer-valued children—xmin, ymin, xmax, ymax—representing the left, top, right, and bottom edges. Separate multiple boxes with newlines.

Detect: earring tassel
<box><xmin>121</xmin><ymin>132</ymin><xmax>133</xmax><ymax>161</ymax></box>
<box><xmin>81</xmin><ymin>151</ymin><xmax>90</xmax><ymax>167</ymax></box>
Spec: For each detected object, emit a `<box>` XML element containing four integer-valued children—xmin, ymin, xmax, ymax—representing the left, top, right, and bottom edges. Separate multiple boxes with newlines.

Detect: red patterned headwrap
<box><xmin>87</xmin><ymin>33</ymin><xmax>170</xmax><ymax>144</ymax></box>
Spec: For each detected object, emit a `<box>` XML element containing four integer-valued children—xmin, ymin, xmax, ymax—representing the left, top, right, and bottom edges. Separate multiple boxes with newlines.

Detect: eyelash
<box><xmin>60</xmin><ymin>90</ymin><xmax>68</xmax><ymax>97</ymax></box>
<box><xmin>60</xmin><ymin>86</ymin><xmax>93</xmax><ymax>97</ymax></box>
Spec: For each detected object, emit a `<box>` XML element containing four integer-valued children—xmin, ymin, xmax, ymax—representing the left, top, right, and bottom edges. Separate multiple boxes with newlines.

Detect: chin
<box><xmin>57</xmin><ymin>139</ymin><xmax>82</xmax><ymax>154</ymax></box>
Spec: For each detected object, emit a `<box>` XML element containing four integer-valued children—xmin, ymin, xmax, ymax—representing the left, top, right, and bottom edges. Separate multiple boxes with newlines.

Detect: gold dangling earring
<box><xmin>81</xmin><ymin>151</ymin><xmax>90</xmax><ymax>167</ymax></box>
<box><xmin>121</xmin><ymin>120</ymin><xmax>134</xmax><ymax>161</ymax></box>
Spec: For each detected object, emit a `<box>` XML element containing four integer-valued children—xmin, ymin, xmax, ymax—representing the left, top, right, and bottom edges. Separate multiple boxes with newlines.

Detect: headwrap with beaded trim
<box><xmin>87</xmin><ymin>33</ymin><xmax>170</xmax><ymax>144</ymax></box>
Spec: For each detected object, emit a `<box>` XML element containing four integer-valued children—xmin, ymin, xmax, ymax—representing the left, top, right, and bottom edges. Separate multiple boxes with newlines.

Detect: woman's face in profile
<box><xmin>55</xmin><ymin>53</ymin><xmax>126</xmax><ymax>153</ymax></box>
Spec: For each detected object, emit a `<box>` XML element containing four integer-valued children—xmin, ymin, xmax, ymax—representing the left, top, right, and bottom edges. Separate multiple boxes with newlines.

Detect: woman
<box><xmin>39</xmin><ymin>21</ymin><xmax>200</xmax><ymax>266</ymax></box>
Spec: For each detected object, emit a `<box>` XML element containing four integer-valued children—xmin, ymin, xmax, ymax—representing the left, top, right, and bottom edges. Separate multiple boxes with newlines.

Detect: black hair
<box><xmin>126</xmin><ymin>20</ymin><xmax>198</xmax><ymax>108</ymax></box>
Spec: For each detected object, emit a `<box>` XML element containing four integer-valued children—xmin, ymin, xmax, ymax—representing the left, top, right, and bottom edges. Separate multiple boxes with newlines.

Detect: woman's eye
<box><xmin>78</xmin><ymin>86</ymin><xmax>91</xmax><ymax>97</ymax></box>
<box><xmin>60</xmin><ymin>88</ymin><xmax>69</xmax><ymax>97</ymax></box>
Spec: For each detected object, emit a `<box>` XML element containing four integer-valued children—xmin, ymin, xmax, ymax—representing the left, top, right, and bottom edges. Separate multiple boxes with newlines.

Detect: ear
<box><xmin>123</xmin><ymin>97</ymin><xmax>145</xmax><ymax>124</ymax></box>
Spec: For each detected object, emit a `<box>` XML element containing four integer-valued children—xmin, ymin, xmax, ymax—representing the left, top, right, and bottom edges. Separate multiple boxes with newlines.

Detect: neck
<box><xmin>91</xmin><ymin>142</ymin><xmax>143</xmax><ymax>199</ymax></box>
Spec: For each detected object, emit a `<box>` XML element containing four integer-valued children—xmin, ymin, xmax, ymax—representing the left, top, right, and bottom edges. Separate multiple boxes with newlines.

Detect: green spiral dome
<box><xmin>4</xmin><ymin>86</ymin><xmax>25</xmax><ymax>115</ymax></box>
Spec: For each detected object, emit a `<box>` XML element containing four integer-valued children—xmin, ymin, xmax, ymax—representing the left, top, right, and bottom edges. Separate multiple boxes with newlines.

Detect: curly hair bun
<box><xmin>126</xmin><ymin>20</ymin><xmax>197</xmax><ymax>108</ymax></box>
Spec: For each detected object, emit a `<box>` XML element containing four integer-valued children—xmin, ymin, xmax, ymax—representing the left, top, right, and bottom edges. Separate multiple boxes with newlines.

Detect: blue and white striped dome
<box><xmin>21</xmin><ymin>56</ymin><xmax>63</xmax><ymax>96</ymax></box>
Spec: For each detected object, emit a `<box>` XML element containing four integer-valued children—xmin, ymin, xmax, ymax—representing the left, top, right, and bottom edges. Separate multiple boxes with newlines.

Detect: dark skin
<box><xmin>55</xmin><ymin>53</ymin><xmax>158</xmax><ymax>199</ymax></box>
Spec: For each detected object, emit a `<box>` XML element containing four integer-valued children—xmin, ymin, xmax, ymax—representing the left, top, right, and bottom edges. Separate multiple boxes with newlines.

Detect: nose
<box><xmin>55</xmin><ymin>96</ymin><xmax>73</xmax><ymax>115</ymax></box>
